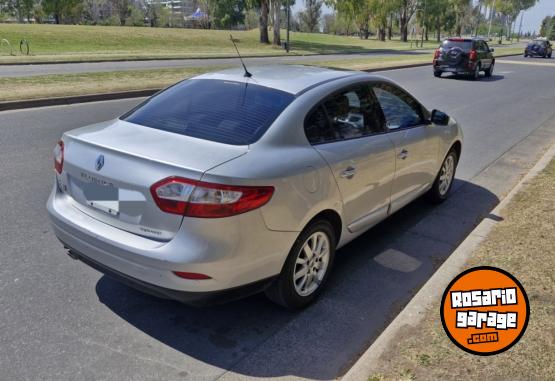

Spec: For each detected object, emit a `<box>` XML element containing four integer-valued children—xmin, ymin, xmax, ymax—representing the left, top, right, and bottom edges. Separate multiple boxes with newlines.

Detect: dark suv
<box><xmin>524</xmin><ymin>39</ymin><xmax>552</xmax><ymax>58</ymax></box>
<box><xmin>433</xmin><ymin>38</ymin><xmax>495</xmax><ymax>80</ymax></box>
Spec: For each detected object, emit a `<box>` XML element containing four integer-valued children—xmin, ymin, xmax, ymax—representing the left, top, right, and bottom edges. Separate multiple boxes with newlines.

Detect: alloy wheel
<box><xmin>293</xmin><ymin>231</ymin><xmax>330</xmax><ymax>297</ymax></box>
<box><xmin>438</xmin><ymin>154</ymin><xmax>455</xmax><ymax>196</ymax></box>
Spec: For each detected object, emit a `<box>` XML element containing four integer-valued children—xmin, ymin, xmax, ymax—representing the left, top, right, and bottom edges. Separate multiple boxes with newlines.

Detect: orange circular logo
<box><xmin>440</xmin><ymin>266</ymin><xmax>529</xmax><ymax>355</ymax></box>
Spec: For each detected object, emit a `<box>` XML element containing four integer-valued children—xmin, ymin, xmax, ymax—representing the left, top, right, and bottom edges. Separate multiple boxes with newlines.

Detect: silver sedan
<box><xmin>47</xmin><ymin>65</ymin><xmax>462</xmax><ymax>309</ymax></box>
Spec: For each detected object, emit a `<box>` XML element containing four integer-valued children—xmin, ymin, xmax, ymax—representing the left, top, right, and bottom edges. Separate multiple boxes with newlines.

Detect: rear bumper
<box><xmin>64</xmin><ymin>243</ymin><xmax>276</xmax><ymax>306</ymax></box>
<box><xmin>47</xmin><ymin>184</ymin><xmax>297</xmax><ymax>296</ymax></box>
<box><xmin>433</xmin><ymin>60</ymin><xmax>476</xmax><ymax>74</ymax></box>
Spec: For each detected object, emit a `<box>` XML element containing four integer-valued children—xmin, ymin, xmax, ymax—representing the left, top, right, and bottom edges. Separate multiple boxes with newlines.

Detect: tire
<box><xmin>471</xmin><ymin>63</ymin><xmax>481</xmax><ymax>80</ymax></box>
<box><xmin>484</xmin><ymin>61</ymin><xmax>494</xmax><ymax>77</ymax></box>
<box><xmin>265</xmin><ymin>219</ymin><xmax>336</xmax><ymax>310</ymax></box>
<box><xmin>427</xmin><ymin>149</ymin><xmax>458</xmax><ymax>204</ymax></box>
<box><xmin>434</xmin><ymin>70</ymin><xmax>442</xmax><ymax>78</ymax></box>
<box><xmin>524</xmin><ymin>53</ymin><xmax>528</xmax><ymax>57</ymax></box>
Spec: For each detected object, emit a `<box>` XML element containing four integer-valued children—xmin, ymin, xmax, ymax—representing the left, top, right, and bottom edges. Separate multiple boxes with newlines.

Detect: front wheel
<box><xmin>434</xmin><ymin>70</ymin><xmax>442</xmax><ymax>78</ymax></box>
<box><xmin>265</xmin><ymin>219</ymin><xmax>336</xmax><ymax>309</ymax></box>
<box><xmin>427</xmin><ymin>149</ymin><xmax>458</xmax><ymax>204</ymax></box>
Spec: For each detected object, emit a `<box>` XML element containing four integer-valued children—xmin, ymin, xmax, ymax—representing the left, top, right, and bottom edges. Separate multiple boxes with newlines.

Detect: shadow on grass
<box><xmin>96</xmin><ymin>177</ymin><xmax>499</xmax><ymax>379</ymax></box>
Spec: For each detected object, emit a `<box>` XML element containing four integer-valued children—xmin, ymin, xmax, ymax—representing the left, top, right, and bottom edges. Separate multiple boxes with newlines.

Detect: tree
<box><xmin>300</xmin><ymin>0</ymin><xmax>322</xmax><ymax>33</ymax></box>
<box><xmin>247</xmin><ymin>0</ymin><xmax>270</xmax><ymax>43</ymax></box>
<box><xmin>271</xmin><ymin>0</ymin><xmax>281</xmax><ymax>45</ymax></box>
<box><xmin>213</xmin><ymin>0</ymin><xmax>245</xmax><ymax>29</ymax></box>
<box><xmin>42</xmin><ymin>0</ymin><xmax>82</xmax><ymax>23</ymax></box>
<box><xmin>398</xmin><ymin>0</ymin><xmax>417</xmax><ymax>41</ymax></box>
<box><xmin>539</xmin><ymin>15</ymin><xmax>554</xmax><ymax>39</ymax></box>
<box><xmin>109</xmin><ymin>0</ymin><xmax>130</xmax><ymax>25</ymax></box>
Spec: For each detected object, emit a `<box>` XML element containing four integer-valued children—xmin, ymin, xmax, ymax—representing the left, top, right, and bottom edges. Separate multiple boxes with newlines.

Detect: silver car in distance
<box><xmin>47</xmin><ymin>65</ymin><xmax>462</xmax><ymax>309</ymax></box>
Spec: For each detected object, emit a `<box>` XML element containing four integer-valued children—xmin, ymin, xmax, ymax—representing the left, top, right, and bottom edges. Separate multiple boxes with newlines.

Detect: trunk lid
<box><xmin>60</xmin><ymin>119</ymin><xmax>247</xmax><ymax>240</ymax></box>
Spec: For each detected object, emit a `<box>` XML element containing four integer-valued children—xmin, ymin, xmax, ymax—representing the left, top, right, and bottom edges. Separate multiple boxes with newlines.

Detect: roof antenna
<box><xmin>230</xmin><ymin>34</ymin><xmax>252</xmax><ymax>78</ymax></box>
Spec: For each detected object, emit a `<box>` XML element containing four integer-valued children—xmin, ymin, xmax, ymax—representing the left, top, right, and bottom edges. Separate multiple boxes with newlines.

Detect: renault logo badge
<box><xmin>95</xmin><ymin>155</ymin><xmax>105</xmax><ymax>171</ymax></box>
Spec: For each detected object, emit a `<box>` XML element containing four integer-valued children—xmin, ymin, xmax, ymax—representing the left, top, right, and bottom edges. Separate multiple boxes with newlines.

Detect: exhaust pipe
<box><xmin>66</xmin><ymin>250</ymin><xmax>80</xmax><ymax>260</ymax></box>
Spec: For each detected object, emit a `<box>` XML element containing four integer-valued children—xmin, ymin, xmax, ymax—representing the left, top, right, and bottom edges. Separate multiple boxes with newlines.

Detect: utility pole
<box><xmin>487</xmin><ymin>0</ymin><xmax>496</xmax><ymax>39</ymax></box>
<box><xmin>286</xmin><ymin>0</ymin><xmax>290</xmax><ymax>53</ymax></box>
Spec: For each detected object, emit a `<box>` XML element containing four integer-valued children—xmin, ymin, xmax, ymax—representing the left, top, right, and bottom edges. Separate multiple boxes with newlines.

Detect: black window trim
<box><xmin>303</xmin><ymin>81</ymin><xmax>389</xmax><ymax>146</ymax></box>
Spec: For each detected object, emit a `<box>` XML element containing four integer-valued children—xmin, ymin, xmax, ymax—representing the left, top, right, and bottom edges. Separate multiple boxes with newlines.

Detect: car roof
<box><xmin>192</xmin><ymin>65</ymin><xmax>360</xmax><ymax>95</ymax></box>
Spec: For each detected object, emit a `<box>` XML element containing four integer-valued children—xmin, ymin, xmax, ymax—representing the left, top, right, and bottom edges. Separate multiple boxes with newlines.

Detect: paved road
<box><xmin>1</xmin><ymin>57</ymin><xmax>554</xmax><ymax>381</ymax></box>
<box><xmin>0</xmin><ymin>50</ymin><xmax>432</xmax><ymax>78</ymax></box>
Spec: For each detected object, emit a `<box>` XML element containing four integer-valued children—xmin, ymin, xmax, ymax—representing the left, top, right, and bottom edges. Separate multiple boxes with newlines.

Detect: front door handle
<box><xmin>340</xmin><ymin>166</ymin><xmax>356</xmax><ymax>179</ymax></box>
<box><xmin>398</xmin><ymin>149</ymin><xmax>408</xmax><ymax>160</ymax></box>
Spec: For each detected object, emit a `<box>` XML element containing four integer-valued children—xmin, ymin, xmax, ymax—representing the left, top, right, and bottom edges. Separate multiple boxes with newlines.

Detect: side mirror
<box><xmin>431</xmin><ymin>109</ymin><xmax>450</xmax><ymax>125</ymax></box>
<box><xmin>490</xmin><ymin>48</ymin><xmax>495</xmax><ymax>52</ymax></box>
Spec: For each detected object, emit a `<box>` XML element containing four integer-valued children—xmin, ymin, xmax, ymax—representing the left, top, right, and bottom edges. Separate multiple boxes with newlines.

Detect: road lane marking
<box><xmin>497</xmin><ymin>59</ymin><xmax>555</xmax><ymax>67</ymax></box>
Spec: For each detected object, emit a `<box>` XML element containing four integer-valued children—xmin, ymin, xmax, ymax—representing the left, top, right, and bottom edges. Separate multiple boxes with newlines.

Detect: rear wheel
<box><xmin>524</xmin><ymin>53</ymin><xmax>528</xmax><ymax>57</ymax></box>
<box><xmin>427</xmin><ymin>149</ymin><xmax>458</xmax><ymax>204</ymax></box>
<box><xmin>265</xmin><ymin>219</ymin><xmax>336</xmax><ymax>309</ymax></box>
<box><xmin>485</xmin><ymin>61</ymin><xmax>494</xmax><ymax>77</ymax></box>
<box><xmin>471</xmin><ymin>63</ymin><xmax>481</xmax><ymax>80</ymax></box>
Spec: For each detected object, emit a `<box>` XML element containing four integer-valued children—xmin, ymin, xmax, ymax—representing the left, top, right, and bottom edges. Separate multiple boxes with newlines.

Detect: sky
<box><xmin>291</xmin><ymin>0</ymin><xmax>554</xmax><ymax>34</ymax></box>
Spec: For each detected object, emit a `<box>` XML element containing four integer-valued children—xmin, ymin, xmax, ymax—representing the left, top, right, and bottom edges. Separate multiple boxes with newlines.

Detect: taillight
<box><xmin>173</xmin><ymin>271</ymin><xmax>211</xmax><ymax>280</ymax></box>
<box><xmin>434</xmin><ymin>48</ymin><xmax>440</xmax><ymax>59</ymax></box>
<box><xmin>54</xmin><ymin>140</ymin><xmax>64</xmax><ymax>174</ymax></box>
<box><xmin>150</xmin><ymin>177</ymin><xmax>274</xmax><ymax>218</ymax></box>
<box><xmin>469</xmin><ymin>49</ymin><xmax>477</xmax><ymax>61</ymax></box>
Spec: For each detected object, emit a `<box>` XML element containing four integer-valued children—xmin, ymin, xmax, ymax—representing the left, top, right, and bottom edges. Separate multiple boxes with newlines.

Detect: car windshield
<box><xmin>122</xmin><ymin>79</ymin><xmax>295</xmax><ymax>145</ymax></box>
<box><xmin>529</xmin><ymin>40</ymin><xmax>547</xmax><ymax>47</ymax></box>
<box><xmin>442</xmin><ymin>40</ymin><xmax>472</xmax><ymax>50</ymax></box>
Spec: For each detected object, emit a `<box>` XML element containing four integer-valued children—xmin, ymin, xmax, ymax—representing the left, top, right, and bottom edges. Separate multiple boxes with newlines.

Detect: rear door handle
<box><xmin>340</xmin><ymin>166</ymin><xmax>356</xmax><ymax>179</ymax></box>
<box><xmin>398</xmin><ymin>149</ymin><xmax>408</xmax><ymax>160</ymax></box>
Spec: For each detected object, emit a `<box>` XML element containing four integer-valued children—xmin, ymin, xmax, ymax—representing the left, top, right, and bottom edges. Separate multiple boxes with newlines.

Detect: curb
<box><xmin>341</xmin><ymin>142</ymin><xmax>555</xmax><ymax>381</ymax></box>
<box><xmin>0</xmin><ymin>53</ymin><xmax>522</xmax><ymax>112</ymax></box>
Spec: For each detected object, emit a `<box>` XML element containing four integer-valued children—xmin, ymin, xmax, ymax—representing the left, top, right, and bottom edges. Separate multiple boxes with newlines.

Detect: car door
<box><xmin>305</xmin><ymin>84</ymin><xmax>396</xmax><ymax>233</ymax></box>
<box><xmin>480</xmin><ymin>40</ymin><xmax>493</xmax><ymax>68</ymax></box>
<box><xmin>372</xmin><ymin>82</ymin><xmax>440</xmax><ymax>214</ymax></box>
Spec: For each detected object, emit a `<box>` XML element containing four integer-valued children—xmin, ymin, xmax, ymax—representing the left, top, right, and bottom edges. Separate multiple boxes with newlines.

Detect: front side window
<box><xmin>123</xmin><ymin>79</ymin><xmax>295</xmax><ymax>145</ymax></box>
<box><xmin>373</xmin><ymin>84</ymin><xmax>425</xmax><ymax>130</ymax></box>
<box><xmin>304</xmin><ymin>85</ymin><xmax>384</xmax><ymax>144</ymax></box>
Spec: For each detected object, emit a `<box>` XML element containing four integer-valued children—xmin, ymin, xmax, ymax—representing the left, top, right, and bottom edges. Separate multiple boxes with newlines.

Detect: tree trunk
<box><xmin>400</xmin><ymin>13</ymin><xmax>408</xmax><ymax>42</ymax></box>
<box><xmin>272</xmin><ymin>0</ymin><xmax>281</xmax><ymax>46</ymax></box>
<box><xmin>378</xmin><ymin>26</ymin><xmax>385</xmax><ymax>41</ymax></box>
<box><xmin>436</xmin><ymin>17</ymin><xmax>441</xmax><ymax>42</ymax></box>
<box><xmin>259</xmin><ymin>0</ymin><xmax>270</xmax><ymax>44</ymax></box>
<box><xmin>55</xmin><ymin>13</ymin><xmax>60</xmax><ymax>24</ymax></box>
<box><xmin>387</xmin><ymin>14</ymin><xmax>392</xmax><ymax>40</ymax></box>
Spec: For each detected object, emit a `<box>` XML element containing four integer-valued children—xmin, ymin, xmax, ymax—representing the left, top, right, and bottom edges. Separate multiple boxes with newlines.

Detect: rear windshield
<box><xmin>441</xmin><ymin>40</ymin><xmax>472</xmax><ymax>50</ymax></box>
<box><xmin>123</xmin><ymin>79</ymin><xmax>295</xmax><ymax>145</ymax></box>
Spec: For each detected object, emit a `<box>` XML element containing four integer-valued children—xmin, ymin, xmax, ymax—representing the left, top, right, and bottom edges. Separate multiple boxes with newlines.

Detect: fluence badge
<box><xmin>440</xmin><ymin>266</ymin><xmax>529</xmax><ymax>356</ymax></box>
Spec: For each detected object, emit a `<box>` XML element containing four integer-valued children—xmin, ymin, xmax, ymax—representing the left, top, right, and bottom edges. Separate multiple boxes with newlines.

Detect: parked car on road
<box><xmin>47</xmin><ymin>65</ymin><xmax>463</xmax><ymax>309</ymax></box>
<box><xmin>524</xmin><ymin>38</ymin><xmax>552</xmax><ymax>58</ymax></box>
<box><xmin>433</xmin><ymin>37</ymin><xmax>495</xmax><ymax>79</ymax></box>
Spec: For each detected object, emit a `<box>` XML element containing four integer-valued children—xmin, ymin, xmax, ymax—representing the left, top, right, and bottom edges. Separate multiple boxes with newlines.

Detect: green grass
<box><xmin>0</xmin><ymin>66</ymin><xmax>228</xmax><ymax>101</ymax></box>
<box><xmin>0</xmin><ymin>23</ymin><xmax>439</xmax><ymax>63</ymax></box>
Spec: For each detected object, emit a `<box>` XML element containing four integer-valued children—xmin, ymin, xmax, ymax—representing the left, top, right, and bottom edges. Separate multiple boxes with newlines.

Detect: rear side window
<box><xmin>304</xmin><ymin>84</ymin><xmax>385</xmax><ymax>144</ymax></box>
<box><xmin>442</xmin><ymin>40</ymin><xmax>472</xmax><ymax>51</ymax></box>
<box><xmin>123</xmin><ymin>79</ymin><xmax>295</xmax><ymax>145</ymax></box>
